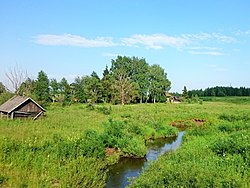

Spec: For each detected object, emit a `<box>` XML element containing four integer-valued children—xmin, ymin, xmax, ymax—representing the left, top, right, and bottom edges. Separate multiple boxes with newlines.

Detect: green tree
<box><xmin>101</xmin><ymin>66</ymin><xmax>113</xmax><ymax>103</ymax></box>
<box><xmin>72</xmin><ymin>76</ymin><xmax>86</xmax><ymax>103</ymax></box>
<box><xmin>0</xmin><ymin>82</ymin><xmax>6</xmax><ymax>94</ymax></box>
<box><xmin>59</xmin><ymin>77</ymin><xmax>72</xmax><ymax>105</ymax></box>
<box><xmin>130</xmin><ymin>57</ymin><xmax>150</xmax><ymax>103</ymax></box>
<box><xmin>18</xmin><ymin>78</ymin><xmax>35</xmax><ymax>97</ymax></box>
<box><xmin>34</xmin><ymin>70</ymin><xmax>50</xmax><ymax>104</ymax></box>
<box><xmin>49</xmin><ymin>79</ymin><xmax>60</xmax><ymax>103</ymax></box>
<box><xmin>182</xmin><ymin>86</ymin><xmax>189</xmax><ymax>99</ymax></box>
<box><xmin>149</xmin><ymin>64</ymin><xmax>171</xmax><ymax>103</ymax></box>
<box><xmin>83</xmin><ymin>72</ymin><xmax>103</xmax><ymax>104</ymax></box>
<box><xmin>211</xmin><ymin>88</ymin><xmax>216</xmax><ymax>96</ymax></box>
<box><xmin>110</xmin><ymin>56</ymin><xmax>139</xmax><ymax>105</ymax></box>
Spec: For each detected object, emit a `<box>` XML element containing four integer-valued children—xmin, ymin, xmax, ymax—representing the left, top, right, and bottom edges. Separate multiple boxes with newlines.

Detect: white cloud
<box><xmin>188</xmin><ymin>46</ymin><xmax>222</xmax><ymax>51</ymax></box>
<box><xmin>189</xmin><ymin>51</ymin><xmax>224</xmax><ymax>56</ymax></box>
<box><xmin>212</xmin><ymin>33</ymin><xmax>236</xmax><ymax>43</ymax></box>
<box><xmin>102</xmin><ymin>52</ymin><xmax>123</xmax><ymax>57</ymax></box>
<box><xmin>182</xmin><ymin>32</ymin><xmax>236</xmax><ymax>43</ymax></box>
<box><xmin>235</xmin><ymin>30</ymin><xmax>250</xmax><ymax>36</ymax></box>
<box><xmin>187</xmin><ymin>46</ymin><xmax>224</xmax><ymax>56</ymax></box>
<box><xmin>33</xmin><ymin>31</ymin><xmax>237</xmax><ymax>51</ymax></box>
<box><xmin>34</xmin><ymin>34</ymin><xmax>115</xmax><ymax>47</ymax></box>
<box><xmin>121</xmin><ymin>34</ymin><xmax>190</xmax><ymax>49</ymax></box>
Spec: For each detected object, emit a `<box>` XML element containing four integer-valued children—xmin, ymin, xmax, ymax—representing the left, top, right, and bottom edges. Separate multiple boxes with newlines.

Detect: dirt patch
<box><xmin>51</xmin><ymin>179</ymin><xmax>60</xmax><ymax>187</ymax></box>
<box><xmin>193</xmin><ymin>118</ymin><xmax>205</xmax><ymax>126</ymax></box>
<box><xmin>171</xmin><ymin>119</ymin><xmax>206</xmax><ymax>129</ymax></box>
<box><xmin>105</xmin><ymin>147</ymin><xmax>121</xmax><ymax>157</ymax></box>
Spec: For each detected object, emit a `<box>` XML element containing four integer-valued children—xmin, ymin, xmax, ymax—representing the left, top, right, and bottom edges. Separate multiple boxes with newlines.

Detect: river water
<box><xmin>106</xmin><ymin>131</ymin><xmax>185</xmax><ymax>188</ymax></box>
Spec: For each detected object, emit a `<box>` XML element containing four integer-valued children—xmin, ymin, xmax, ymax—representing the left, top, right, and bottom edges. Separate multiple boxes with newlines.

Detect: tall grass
<box><xmin>1</xmin><ymin>98</ymin><xmax>250</xmax><ymax>187</ymax></box>
<box><xmin>129</xmin><ymin>100</ymin><xmax>250</xmax><ymax>187</ymax></box>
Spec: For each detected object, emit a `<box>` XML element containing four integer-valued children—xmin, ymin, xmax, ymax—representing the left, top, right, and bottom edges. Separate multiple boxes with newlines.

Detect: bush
<box><xmin>96</xmin><ymin>106</ymin><xmax>112</xmax><ymax>115</ymax></box>
<box><xmin>219</xmin><ymin>113</ymin><xmax>250</xmax><ymax>122</ymax></box>
<box><xmin>80</xmin><ymin>129</ymin><xmax>105</xmax><ymax>157</ymax></box>
<box><xmin>218</xmin><ymin>123</ymin><xmax>250</xmax><ymax>133</ymax></box>
<box><xmin>211</xmin><ymin>130</ymin><xmax>250</xmax><ymax>162</ymax></box>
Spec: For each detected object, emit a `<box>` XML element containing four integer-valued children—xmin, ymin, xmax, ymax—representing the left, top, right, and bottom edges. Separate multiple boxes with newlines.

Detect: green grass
<box><xmin>0</xmin><ymin>97</ymin><xmax>250</xmax><ymax>187</ymax></box>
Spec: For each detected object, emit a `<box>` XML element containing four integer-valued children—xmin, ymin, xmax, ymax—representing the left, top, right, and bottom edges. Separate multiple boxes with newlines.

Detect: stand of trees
<box><xmin>189</xmin><ymin>86</ymin><xmax>250</xmax><ymax>97</ymax></box>
<box><xmin>1</xmin><ymin>56</ymin><xmax>171</xmax><ymax>105</ymax></box>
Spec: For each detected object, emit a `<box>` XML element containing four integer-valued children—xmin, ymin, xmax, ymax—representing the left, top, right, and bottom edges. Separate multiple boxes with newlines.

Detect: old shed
<box><xmin>0</xmin><ymin>95</ymin><xmax>45</xmax><ymax>120</ymax></box>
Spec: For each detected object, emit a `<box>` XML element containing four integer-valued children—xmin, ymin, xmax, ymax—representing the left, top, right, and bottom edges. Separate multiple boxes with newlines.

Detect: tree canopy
<box><xmin>1</xmin><ymin>56</ymin><xmax>172</xmax><ymax>105</ymax></box>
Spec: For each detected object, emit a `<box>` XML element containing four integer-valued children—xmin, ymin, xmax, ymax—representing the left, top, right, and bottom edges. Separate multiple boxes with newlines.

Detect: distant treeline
<box><xmin>188</xmin><ymin>86</ymin><xmax>250</xmax><ymax>97</ymax></box>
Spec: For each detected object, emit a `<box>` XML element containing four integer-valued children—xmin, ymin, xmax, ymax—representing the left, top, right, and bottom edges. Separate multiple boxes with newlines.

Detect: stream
<box><xmin>106</xmin><ymin>131</ymin><xmax>185</xmax><ymax>188</ymax></box>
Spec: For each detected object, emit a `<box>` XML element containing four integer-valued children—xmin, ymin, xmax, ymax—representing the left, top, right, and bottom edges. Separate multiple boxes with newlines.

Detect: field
<box><xmin>0</xmin><ymin>97</ymin><xmax>250</xmax><ymax>187</ymax></box>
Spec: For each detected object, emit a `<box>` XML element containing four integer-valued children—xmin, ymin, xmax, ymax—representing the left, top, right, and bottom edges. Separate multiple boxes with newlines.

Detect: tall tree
<box><xmin>72</xmin><ymin>76</ymin><xmax>85</xmax><ymax>103</ymax></box>
<box><xmin>101</xmin><ymin>66</ymin><xmax>113</xmax><ymax>103</ymax></box>
<box><xmin>34</xmin><ymin>70</ymin><xmax>50</xmax><ymax>104</ymax></box>
<box><xmin>59</xmin><ymin>77</ymin><xmax>72</xmax><ymax>105</ymax></box>
<box><xmin>110</xmin><ymin>56</ymin><xmax>139</xmax><ymax>105</ymax></box>
<box><xmin>182</xmin><ymin>86</ymin><xmax>189</xmax><ymax>99</ymax></box>
<box><xmin>149</xmin><ymin>64</ymin><xmax>171</xmax><ymax>103</ymax></box>
<box><xmin>83</xmin><ymin>72</ymin><xmax>103</xmax><ymax>103</ymax></box>
<box><xmin>18</xmin><ymin>78</ymin><xmax>35</xmax><ymax>97</ymax></box>
<box><xmin>5</xmin><ymin>65</ymin><xmax>27</xmax><ymax>94</ymax></box>
<box><xmin>49</xmin><ymin>78</ymin><xmax>60</xmax><ymax>103</ymax></box>
<box><xmin>130</xmin><ymin>57</ymin><xmax>150</xmax><ymax>103</ymax></box>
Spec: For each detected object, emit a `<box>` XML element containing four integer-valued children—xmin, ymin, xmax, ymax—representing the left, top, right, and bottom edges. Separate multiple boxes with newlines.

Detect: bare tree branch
<box><xmin>5</xmin><ymin>64</ymin><xmax>28</xmax><ymax>94</ymax></box>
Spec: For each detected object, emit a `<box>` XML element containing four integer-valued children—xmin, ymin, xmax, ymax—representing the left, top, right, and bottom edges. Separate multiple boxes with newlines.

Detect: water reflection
<box><xmin>106</xmin><ymin>131</ymin><xmax>185</xmax><ymax>188</ymax></box>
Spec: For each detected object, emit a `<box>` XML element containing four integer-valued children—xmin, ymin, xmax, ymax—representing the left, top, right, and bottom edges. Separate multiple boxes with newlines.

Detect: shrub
<box><xmin>211</xmin><ymin>130</ymin><xmax>250</xmax><ymax>161</ymax></box>
<box><xmin>96</xmin><ymin>106</ymin><xmax>112</xmax><ymax>115</ymax></box>
<box><xmin>80</xmin><ymin>129</ymin><xmax>105</xmax><ymax>157</ymax></box>
<box><xmin>219</xmin><ymin>113</ymin><xmax>250</xmax><ymax>122</ymax></box>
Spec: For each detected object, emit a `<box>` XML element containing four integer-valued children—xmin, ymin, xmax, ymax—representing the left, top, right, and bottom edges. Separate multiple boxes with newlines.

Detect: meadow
<box><xmin>0</xmin><ymin>97</ymin><xmax>250</xmax><ymax>187</ymax></box>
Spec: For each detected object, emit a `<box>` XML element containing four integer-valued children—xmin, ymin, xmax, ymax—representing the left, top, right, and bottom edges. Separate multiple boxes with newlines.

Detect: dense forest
<box><xmin>189</xmin><ymin>86</ymin><xmax>250</xmax><ymax>97</ymax></box>
<box><xmin>0</xmin><ymin>56</ymin><xmax>171</xmax><ymax>105</ymax></box>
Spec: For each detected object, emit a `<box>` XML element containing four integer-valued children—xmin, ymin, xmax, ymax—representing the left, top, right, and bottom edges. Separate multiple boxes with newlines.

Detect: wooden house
<box><xmin>0</xmin><ymin>95</ymin><xmax>45</xmax><ymax>120</ymax></box>
<box><xmin>165</xmin><ymin>92</ymin><xmax>181</xmax><ymax>103</ymax></box>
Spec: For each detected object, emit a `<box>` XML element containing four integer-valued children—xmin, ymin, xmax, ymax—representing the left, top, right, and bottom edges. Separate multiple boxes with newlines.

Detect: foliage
<box><xmin>110</xmin><ymin>56</ymin><xmax>140</xmax><ymax>104</ymax></box>
<box><xmin>1</xmin><ymin>98</ymin><xmax>250</xmax><ymax>187</ymax></box>
<box><xmin>1</xmin><ymin>56</ymin><xmax>173</xmax><ymax>105</ymax></box>
<box><xmin>59</xmin><ymin>77</ymin><xmax>72</xmax><ymax>105</ymax></box>
<box><xmin>33</xmin><ymin>70</ymin><xmax>50</xmax><ymax>105</ymax></box>
<box><xmin>148</xmin><ymin>64</ymin><xmax>171</xmax><ymax>103</ymax></box>
<box><xmin>101</xmin><ymin>119</ymin><xmax>147</xmax><ymax>157</ymax></box>
<box><xmin>182</xmin><ymin>86</ymin><xmax>189</xmax><ymax>100</ymax></box>
<box><xmin>128</xmin><ymin>100</ymin><xmax>250</xmax><ymax>188</ymax></box>
<box><xmin>49</xmin><ymin>78</ymin><xmax>60</xmax><ymax>103</ymax></box>
<box><xmin>18</xmin><ymin>77</ymin><xmax>35</xmax><ymax>97</ymax></box>
<box><xmin>189</xmin><ymin>86</ymin><xmax>250</xmax><ymax>97</ymax></box>
<box><xmin>0</xmin><ymin>92</ymin><xmax>14</xmax><ymax>105</ymax></box>
<box><xmin>0</xmin><ymin>82</ymin><xmax>6</xmax><ymax>94</ymax></box>
<box><xmin>71</xmin><ymin>76</ymin><xmax>86</xmax><ymax>103</ymax></box>
<box><xmin>83</xmin><ymin>72</ymin><xmax>104</xmax><ymax>103</ymax></box>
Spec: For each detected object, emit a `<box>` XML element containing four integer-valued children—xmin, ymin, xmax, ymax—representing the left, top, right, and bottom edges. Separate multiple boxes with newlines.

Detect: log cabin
<box><xmin>0</xmin><ymin>95</ymin><xmax>45</xmax><ymax>120</ymax></box>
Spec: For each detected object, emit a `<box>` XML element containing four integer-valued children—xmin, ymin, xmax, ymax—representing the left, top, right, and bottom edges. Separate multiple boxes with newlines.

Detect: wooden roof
<box><xmin>0</xmin><ymin>95</ymin><xmax>45</xmax><ymax>113</ymax></box>
<box><xmin>165</xmin><ymin>92</ymin><xmax>172</xmax><ymax>97</ymax></box>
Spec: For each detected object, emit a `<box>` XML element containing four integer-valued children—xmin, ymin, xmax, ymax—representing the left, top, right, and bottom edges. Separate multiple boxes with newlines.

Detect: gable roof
<box><xmin>0</xmin><ymin>95</ymin><xmax>46</xmax><ymax>113</ymax></box>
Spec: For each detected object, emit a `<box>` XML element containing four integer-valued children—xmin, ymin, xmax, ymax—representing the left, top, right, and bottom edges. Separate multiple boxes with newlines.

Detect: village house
<box><xmin>0</xmin><ymin>95</ymin><xmax>45</xmax><ymax>120</ymax></box>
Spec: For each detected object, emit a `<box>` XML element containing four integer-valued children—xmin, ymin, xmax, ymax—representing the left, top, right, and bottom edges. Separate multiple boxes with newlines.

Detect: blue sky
<box><xmin>1</xmin><ymin>0</ymin><xmax>250</xmax><ymax>92</ymax></box>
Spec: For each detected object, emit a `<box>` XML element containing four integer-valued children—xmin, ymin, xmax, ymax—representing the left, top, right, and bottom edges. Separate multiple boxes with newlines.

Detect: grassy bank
<box><xmin>129</xmin><ymin>100</ymin><xmax>250</xmax><ymax>187</ymax></box>
<box><xmin>0</xmin><ymin>98</ymin><xmax>250</xmax><ymax>187</ymax></box>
